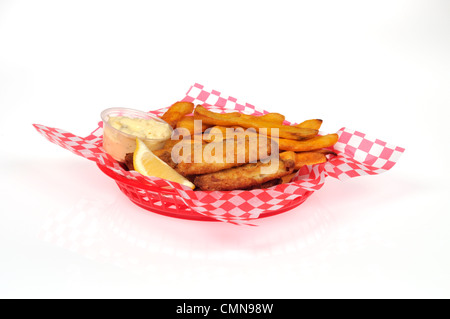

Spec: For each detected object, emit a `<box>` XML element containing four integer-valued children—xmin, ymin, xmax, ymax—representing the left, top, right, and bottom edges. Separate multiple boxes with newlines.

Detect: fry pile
<box><xmin>126</xmin><ymin>101</ymin><xmax>339</xmax><ymax>191</ymax></box>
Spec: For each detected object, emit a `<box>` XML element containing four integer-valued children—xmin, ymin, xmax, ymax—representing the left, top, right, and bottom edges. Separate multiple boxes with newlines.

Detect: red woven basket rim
<box><xmin>91</xmin><ymin>101</ymin><xmax>323</xmax><ymax>222</ymax></box>
<box><xmin>96</xmin><ymin>163</ymin><xmax>315</xmax><ymax>221</ymax></box>
<box><xmin>96</xmin><ymin>163</ymin><xmax>178</xmax><ymax>194</ymax></box>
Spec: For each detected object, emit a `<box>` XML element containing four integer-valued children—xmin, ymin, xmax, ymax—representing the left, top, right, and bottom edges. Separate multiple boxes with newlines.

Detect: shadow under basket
<box><xmin>97</xmin><ymin>163</ymin><xmax>314</xmax><ymax>222</ymax></box>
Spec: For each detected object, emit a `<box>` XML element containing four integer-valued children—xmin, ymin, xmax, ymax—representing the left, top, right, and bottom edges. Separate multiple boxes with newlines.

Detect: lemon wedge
<box><xmin>133</xmin><ymin>138</ymin><xmax>195</xmax><ymax>189</ymax></box>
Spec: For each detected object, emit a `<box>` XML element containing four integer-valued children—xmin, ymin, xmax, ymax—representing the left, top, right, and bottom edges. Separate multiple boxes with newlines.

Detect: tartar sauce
<box><xmin>108</xmin><ymin>116</ymin><xmax>172</xmax><ymax>140</ymax></box>
<box><xmin>102</xmin><ymin>115</ymin><xmax>172</xmax><ymax>162</ymax></box>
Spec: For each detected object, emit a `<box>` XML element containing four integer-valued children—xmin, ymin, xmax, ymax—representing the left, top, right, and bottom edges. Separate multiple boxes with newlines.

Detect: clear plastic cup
<box><xmin>101</xmin><ymin>107</ymin><xmax>172</xmax><ymax>162</ymax></box>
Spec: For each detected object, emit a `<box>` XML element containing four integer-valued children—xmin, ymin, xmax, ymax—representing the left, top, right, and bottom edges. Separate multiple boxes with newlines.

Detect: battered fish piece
<box><xmin>123</xmin><ymin>153</ymin><xmax>134</xmax><ymax>171</ymax></box>
<box><xmin>175</xmin><ymin>136</ymin><xmax>274</xmax><ymax>176</ymax></box>
<box><xmin>152</xmin><ymin>148</ymin><xmax>177</xmax><ymax>169</ymax></box>
<box><xmin>193</xmin><ymin>152</ymin><xmax>296</xmax><ymax>191</ymax></box>
<box><xmin>151</xmin><ymin>139</ymin><xmax>206</xmax><ymax>169</ymax></box>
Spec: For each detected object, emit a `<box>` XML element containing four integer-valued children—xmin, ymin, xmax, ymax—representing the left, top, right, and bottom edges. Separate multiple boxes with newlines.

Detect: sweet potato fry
<box><xmin>194</xmin><ymin>105</ymin><xmax>318</xmax><ymax>140</ymax></box>
<box><xmin>295</xmin><ymin>119</ymin><xmax>323</xmax><ymax>130</ymax></box>
<box><xmin>278</xmin><ymin>133</ymin><xmax>339</xmax><ymax>152</ymax></box>
<box><xmin>161</xmin><ymin>101</ymin><xmax>195</xmax><ymax>128</ymax></box>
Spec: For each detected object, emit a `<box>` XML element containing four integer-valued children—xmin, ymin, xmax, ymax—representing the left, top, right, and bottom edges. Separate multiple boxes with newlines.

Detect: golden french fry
<box><xmin>176</xmin><ymin>116</ymin><xmax>210</xmax><ymax>135</ymax></box>
<box><xmin>204</xmin><ymin>126</ymin><xmax>228</xmax><ymax>136</ymax></box>
<box><xmin>296</xmin><ymin>119</ymin><xmax>323</xmax><ymax>130</ymax></box>
<box><xmin>220</xmin><ymin>112</ymin><xmax>285</xmax><ymax>124</ymax></box>
<box><xmin>161</xmin><ymin>101</ymin><xmax>195</xmax><ymax>128</ymax></box>
<box><xmin>279</xmin><ymin>151</ymin><xmax>296</xmax><ymax>164</ymax></box>
<box><xmin>194</xmin><ymin>105</ymin><xmax>318</xmax><ymax>140</ymax></box>
<box><xmin>203</xmin><ymin>126</ymin><xmax>259</xmax><ymax>142</ymax></box>
<box><xmin>209</xmin><ymin>126</ymin><xmax>251</xmax><ymax>135</ymax></box>
<box><xmin>293</xmin><ymin>152</ymin><xmax>328</xmax><ymax>170</ymax></box>
<box><xmin>203</xmin><ymin>126</ymin><xmax>227</xmax><ymax>143</ymax></box>
<box><xmin>279</xmin><ymin>151</ymin><xmax>329</xmax><ymax>183</ymax></box>
<box><xmin>222</xmin><ymin>112</ymin><xmax>242</xmax><ymax>118</ymax></box>
<box><xmin>278</xmin><ymin>133</ymin><xmax>339</xmax><ymax>152</ymax></box>
<box><xmin>314</xmin><ymin>148</ymin><xmax>338</xmax><ymax>156</ymax></box>
<box><xmin>241</xmin><ymin>113</ymin><xmax>285</xmax><ymax>125</ymax></box>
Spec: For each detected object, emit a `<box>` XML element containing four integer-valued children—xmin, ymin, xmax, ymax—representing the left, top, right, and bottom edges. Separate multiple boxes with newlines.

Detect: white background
<box><xmin>1</xmin><ymin>0</ymin><xmax>449</xmax><ymax>299</ymax></box>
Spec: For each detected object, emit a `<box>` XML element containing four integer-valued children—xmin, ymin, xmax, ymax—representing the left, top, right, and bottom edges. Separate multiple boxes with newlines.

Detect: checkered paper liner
<box><xmin>33</xmin><ymin>83</ymin><xmax>405</xmax><ymax>225</ymax></box>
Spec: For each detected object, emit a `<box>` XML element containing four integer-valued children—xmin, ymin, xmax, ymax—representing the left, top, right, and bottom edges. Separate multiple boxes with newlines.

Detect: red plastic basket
<box><xmin>97</xmin><ymin>163</ymin><xmax>314</xmax><ymax>222</ymax></box>
<box><xmin>33</xmin><ymin>83</ymin><xmax>405</xmax><ymax>224</ymax></box>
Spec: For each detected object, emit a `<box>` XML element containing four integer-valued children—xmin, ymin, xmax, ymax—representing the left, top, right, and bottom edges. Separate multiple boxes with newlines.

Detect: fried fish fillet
<box><xmin>193</xmin><ymin>152</ymin><xmax>296</xmax><ymax>191</ymax></box>
<box><xmin>152</xmin><ymin>148</ymin><xmax>177</xmax><ymax>169</ymax></box>
<box><xmin>175</xmin><ymin>136</ymin><xmax>274</xmax><ymax>176</ymax></box>
<box><xmin>151</xmin><ymin>139</ymin><xmax>208</xmax><ymax>169</ymax></box>
<box><xmin>124</xmin><ymin>153</ymin><xmax>134</xmax><ymax>171</ymax></box>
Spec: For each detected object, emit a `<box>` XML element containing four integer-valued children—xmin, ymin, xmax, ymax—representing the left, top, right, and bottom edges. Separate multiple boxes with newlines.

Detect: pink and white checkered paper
<box><xmin>33</xmin><ymin>83</ymin><xmax>405</xmax><ymax>225</ymax></box>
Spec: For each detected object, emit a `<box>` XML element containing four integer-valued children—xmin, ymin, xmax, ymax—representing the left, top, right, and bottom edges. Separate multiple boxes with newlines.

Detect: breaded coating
<box><xmin>124</xmin><ymin>153</ymin><xmax>134</xmax><ymax>171</ymax></box>
<box><xmin>175</xmin><ymin>136</ymin><xmax>274</xmax><ymax>176</ymax></box>
<box><xmin>193</xmin><ymin>155</ymin><xmax>295</xmax><ymax>191</ymax></box>
<box><xmin>152</xmin><ymin>148</ymin><xmax>177</xmax><ymax>169</ymax></box>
